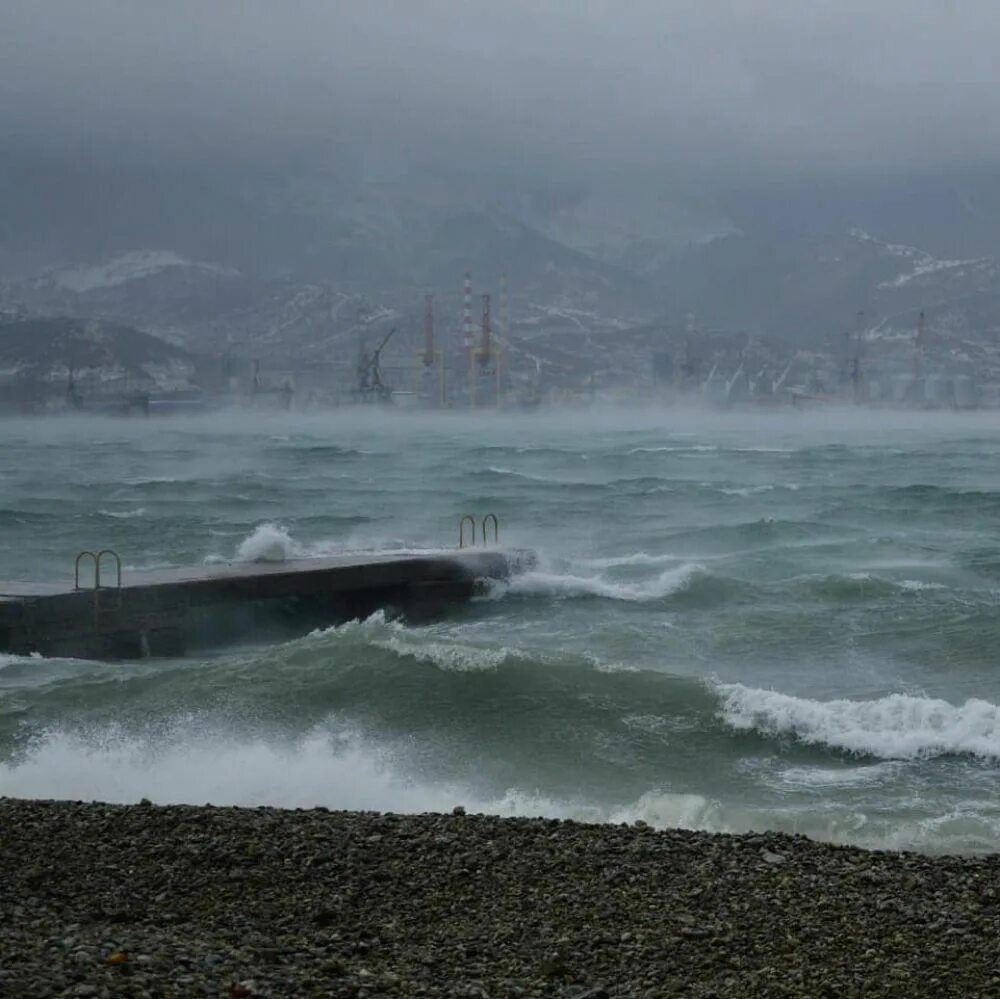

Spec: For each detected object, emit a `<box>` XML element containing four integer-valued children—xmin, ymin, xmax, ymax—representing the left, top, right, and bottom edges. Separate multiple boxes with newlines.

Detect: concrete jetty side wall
<box><xmin>0</xmin><ymin>549</ymin><xmax>532</xmax><ymax>660</ymax></box>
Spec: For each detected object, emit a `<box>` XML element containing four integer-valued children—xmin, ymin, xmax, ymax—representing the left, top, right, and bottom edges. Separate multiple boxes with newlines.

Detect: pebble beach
<box><xmin>2</xmin><ymin>798</ymin><xmax>999</xmax><ymax>998</ymax></box>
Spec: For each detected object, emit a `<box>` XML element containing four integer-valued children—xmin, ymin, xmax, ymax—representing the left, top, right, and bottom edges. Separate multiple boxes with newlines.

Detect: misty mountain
<box><xmin>0</xmin><ymin>316</ymin><xmax>198</xmax><ymax>388</ymax></box>
<box><xmin>652</xmin><ymin>226</ymin><xmax>1000</xmax><ymax>344</ymax></box>
<box><xmin>721</xmin><ymin>170</ymin><xmax>1000</xmax><ymax>262</ymax></box>
<box><xmin>6</xmin><ymin>152</ymin><xmax>1000</xmax><ymax>361</ymax></box>
<box><xmin>8</xmin><ymin>251</ymin><xmax>383</xmax><ymax>364</ymax></box>
<box><xmin>5</xmin><ymin>0</ymin><xmax>1000</xmax><ymax>368</ymax></box>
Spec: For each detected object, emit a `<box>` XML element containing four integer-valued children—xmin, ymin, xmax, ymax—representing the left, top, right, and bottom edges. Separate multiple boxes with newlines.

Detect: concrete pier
<box><xmin>0</xmin><ymin>548</ymin><xmax>532</xmax><ymax>660</ymax></box>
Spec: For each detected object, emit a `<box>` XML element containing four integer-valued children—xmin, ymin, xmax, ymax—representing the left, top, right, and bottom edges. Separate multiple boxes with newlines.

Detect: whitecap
<box><xmin>98</xmin><ymin>507</ymin><xmax>147</xmax><ymax>520</ymax></box>
<box><xmin>493</xmin><ymin>563</ymin><xmax>705</xmax><ymax>602</ymax></box>
<box><xmin>716</xmin><ymin>683</ymin><xmax>1000</xmax><ymax>760</ymax></box>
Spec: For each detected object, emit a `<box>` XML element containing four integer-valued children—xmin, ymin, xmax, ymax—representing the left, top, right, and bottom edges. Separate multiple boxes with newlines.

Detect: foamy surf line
<box><xmin>3</xmin><ymin>723</ymin><xmax>1000</xmax><ymax>853</ymax></box>
<box><xmin>717</xmin><ymin>683</ymin><xmax>1000</xmax><ymax>760</ymax></box>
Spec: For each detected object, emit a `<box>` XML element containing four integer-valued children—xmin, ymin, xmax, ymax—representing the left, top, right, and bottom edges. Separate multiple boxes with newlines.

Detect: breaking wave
<box><xmin>495</xmin><ymin>563</ymin><xmax>708</xmax><ymax>602</ymax></box>
<box><xmin>376</xmin><ymin>636</ymin><xmax>514</xmax><ymax>672</ymax></box>
<box><xmin>717</xmin><ymin>684</ymin><xmax>1000</xmax><ymax>760</ymax></box>
<box><xmin>311</xmin><ymin>612</ymin><xmax>517</xmax><ymax>673</ymax></box>
<box><xmin>0</xmin><ymin>653</ymin><xmax>44</xmax><ymax>671</ymax></box>
<box><xmin>3</xmin><ymin>720</ymin><xmax>998</xmax><ymax>853</ymax></box>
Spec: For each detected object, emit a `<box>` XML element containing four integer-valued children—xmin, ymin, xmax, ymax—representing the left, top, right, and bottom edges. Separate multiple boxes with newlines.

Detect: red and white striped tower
<box><xmin>462</xmin><ymin>272</ymin><xmax>473</xmax><ymax>357</ymax></box>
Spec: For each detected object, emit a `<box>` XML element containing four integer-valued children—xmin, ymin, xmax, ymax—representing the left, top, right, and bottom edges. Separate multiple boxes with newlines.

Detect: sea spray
<box><xmin>492</xmin><ymin>562</ymin><xmax>707</xmax><ymax>602</ymax></box>
<box><xmin>235</xmin><ymin>523</ymin><xmax>302</xmax><ymax>562</ymax></box>
<box><xmin>3</xmin><ymin>720</ymin><xmax>998</xmax><ymax>853</ymax></box>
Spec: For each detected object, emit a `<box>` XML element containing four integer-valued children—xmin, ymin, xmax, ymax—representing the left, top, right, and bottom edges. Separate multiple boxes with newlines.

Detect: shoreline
<box><xmin>2</xmin><ymin>797</ymin><xmax>998</xmax><ymax>997</ymax></box>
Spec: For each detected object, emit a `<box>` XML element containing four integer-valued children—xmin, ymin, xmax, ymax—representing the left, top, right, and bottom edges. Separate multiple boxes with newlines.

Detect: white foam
<box><xmin>233</xmin><ymin>523</ymin><xmax>303</xmax><ymax>562</ymax></box>
<box><xmin>774</xmin><ymin>763</ymin><xmax>901</xmax><ymax>789</ymax></box>
<box><xmin>3</xmin><ymin>720</ymin><xmax>999</xmax><ymax>853</ymax></box>
<box><xmin>579</xmin><ymin>552</ymin><xmax>684</xmax><ymax>569</ymax></box>
<box><xmin>0</xmin><ymin>723</ymin><xmax>1000</xmax><ymax>852</ymax></box>
<box><xmin>0</xmin><ymin>724</ymin><xmax>462</xmax><ymax>812</ymax></box>
<box><xmin>318</xmin><ymin>613</ymin><xmax>616</xmax><ymax>673</ymax></box>
<box><xmin>486</xmin><ymin>466</ymin><xmax>564</xmax><ymax>483</ymax></box>
<box><xmin>0</xmin><ymin>654</ymin><xmax>38</xmax><ymax>671</ymax></box>
<box><xmin>377</xmin><ymin>636</ymin><xmax>513</xmax><ymax>672</ymax></box>
<box><xmin>223</xmin><ymin>524</ymin><xmax>458</xmax><ymax>566</ymax></box>
<box><xmin>0</xmin><ymin>721</ymin><xmax>820</xmax><ymax>828</ymax></box>
<box><xmin>717</xmin><ymin>483</ymin><xmax>800</xmax><ymax>497</ymax></box>
<box><xmin>308</xmin><ymin>611</ymin><xmax>514</xmax><ymax>673</ymax></box>
<box><xmin>719</xmin><ymin>485</ymin><xmax>774</xmax><ymax>497</ymax></box>
<box><xmin>732</xmin><ymin>447</ymin><xmax>796</xmax><ymax>454</ymax></box>
<box><xmin>627</xmin><ymin>445</ymin><xmax>717</xmax><ymax>454</ymax></box>
<box><xmin>899</xmin><ymin>579</ymin><xmax>946</xmax><ymax>592</ymax></box>
<box><xmin>495</xmin><ymin>563</ymin><xmax>704</xmax><ymax>602</ymax></box>
<box><xmin>98</xmin><ymin>507</ymin><xmax>147</xmax><ymax>520</ymax></box>
<box><xmin>717</xmin><ymin>684</ymin><xmax>1000</xmax><ymax>760</ymax></box>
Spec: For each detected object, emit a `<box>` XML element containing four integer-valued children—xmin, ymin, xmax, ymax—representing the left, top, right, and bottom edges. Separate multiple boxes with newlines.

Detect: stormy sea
<box><xmin>1</xmin><ymin>407</ymin><xmax>998</xmax><ymax>854</ymax></box>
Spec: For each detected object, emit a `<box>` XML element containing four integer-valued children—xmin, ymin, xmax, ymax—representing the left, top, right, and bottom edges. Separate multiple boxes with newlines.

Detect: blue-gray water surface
<box><xmin>1</xmin><ymin>406</ymin><xmax>999</xmax><ymax>853</ymax></box>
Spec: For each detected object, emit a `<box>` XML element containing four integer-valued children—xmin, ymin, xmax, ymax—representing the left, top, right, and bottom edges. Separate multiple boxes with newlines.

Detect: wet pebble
<box><xmin>1</xmin><ymin>798</ymin><xmax>998</xmax><ymax>997</ymax></box>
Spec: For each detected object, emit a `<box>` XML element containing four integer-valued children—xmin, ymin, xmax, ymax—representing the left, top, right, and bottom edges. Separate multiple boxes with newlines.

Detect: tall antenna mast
<box><xmin>499</xmin><ymin>272</ymin><xmax>509</xmax><ymax>344</ymax></box>
<box><xmin>423</xmin><ymin>294</ymin><xmax>434</xmax><ymax>366</ymax></box>
<box><xmin>480</xmin><ymin>293</ymin><xmax>491</xmax><ymax>362</ymax></box>
<box><xmin>852</xmin><ymin>310</ymin><xmax>864</xmax><ymax>403</ymax></box>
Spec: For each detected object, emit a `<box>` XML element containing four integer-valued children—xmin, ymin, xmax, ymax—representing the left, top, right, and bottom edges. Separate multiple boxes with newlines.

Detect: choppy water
<box><xmin>2</xmin><ymin>407</ymin><xmax>1000</xmax><ymax>853</ymax></box>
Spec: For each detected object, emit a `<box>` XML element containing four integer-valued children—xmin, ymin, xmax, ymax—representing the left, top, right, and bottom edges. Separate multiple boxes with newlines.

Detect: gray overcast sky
<box><xmin>2</xmin><ymin>0</ymin><xmax>999</xmax><ymax>182</ymax></box>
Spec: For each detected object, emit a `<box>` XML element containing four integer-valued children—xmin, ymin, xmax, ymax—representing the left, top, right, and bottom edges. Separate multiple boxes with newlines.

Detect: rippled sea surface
<box><xmin>2</xmin><ymin>406</ymin><xmax>1000</xmax><ymax>853</ymax></box>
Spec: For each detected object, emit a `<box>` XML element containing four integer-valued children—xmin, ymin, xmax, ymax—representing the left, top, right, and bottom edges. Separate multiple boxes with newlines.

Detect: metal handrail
<box><xmin>74</xmin><ymin>549</ymin><xmax>124</xmax><ymax>630</ymax></box>
<box><xmin>459</xmin><ymin>515</ymin><xmax>477</xmax><ymax>548</ymax></box>
<box><xmin>482</xmin><ymin>513</ymin><xmax>499</xmax><ymax>546</ymax></box>
<box><xmin>96</xmin><ymin>549</ymin><xmax>122</xmax><ymax>590</ymax></box>
<box><xmin>74</xmin><ymin>551</ymin><xmax>99</xmax><ymax>590</ymax></box>
<box><xmin>74</xmin><ymin>549</ymin><xmax>123</xmax><ymax>590</ymax></box>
